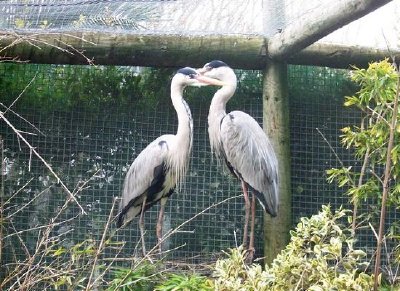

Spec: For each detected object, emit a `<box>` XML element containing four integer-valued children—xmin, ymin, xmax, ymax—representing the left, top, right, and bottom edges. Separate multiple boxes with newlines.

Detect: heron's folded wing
<box><xmin>119</xmin><ymin>136</ymin><xmax>171</xmax><ymax>212</ymax></box>
<box><xmin>221</xmin><ymin>111</ymin><xmax>279</xmax><ymax>216</ymax></box>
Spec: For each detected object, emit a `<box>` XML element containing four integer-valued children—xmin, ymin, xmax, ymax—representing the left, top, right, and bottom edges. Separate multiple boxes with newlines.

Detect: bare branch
<box><xmin>86</xmin><ymin>197</ymin><xmax>118</xmax><ymax>290</ymax></box>
<box><xmin>0</xmin><ymin>102</ymin><xmax>44</xmax><ymax>136</ymax></box>
<box><xmin>0</xmin><ymin>111</ymin><xmax>86</xmax><ymax>214</ymax></box>
<box><xmin>316</xmin><ymin>127</ymin><xmax>355</xmax><ymax>187</ymax></box>
<box><xmin>373</xmin><ymin>64</ymin><xmax>400</xmax><ymax>290</ymax></box>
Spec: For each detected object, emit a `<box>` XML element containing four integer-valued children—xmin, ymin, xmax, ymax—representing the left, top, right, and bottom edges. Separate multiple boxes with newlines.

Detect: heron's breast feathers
<box><xmin>164</xmin><ymin>135</ymin><xmax>192</xmax><ymax>191</ymax></box>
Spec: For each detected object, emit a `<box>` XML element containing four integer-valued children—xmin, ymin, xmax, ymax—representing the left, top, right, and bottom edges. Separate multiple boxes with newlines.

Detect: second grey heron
<box><xmin>199</xmin><ymin>60</ymin><xmax>279</xmax><ymax>261</ymax></box>
<box><xmin>116</xmin><ymin>67</ymin><xmax>224</xmax><ymax>256</ymax></box>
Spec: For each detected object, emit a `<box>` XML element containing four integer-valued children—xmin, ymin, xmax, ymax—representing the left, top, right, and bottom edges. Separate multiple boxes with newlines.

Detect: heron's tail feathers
<box><xmin>116</xmin><ymin>196</ymin><xmax>161</xmax><ymax>228</ymax></box>
<box><xmin>249</xmin><ymin>184</ymin><xmax>278</xmax><ymax>217</ymax></box>
<box><xmin>116</xmin><ymin>212</ymin><xmax>125</xmax><ymax>228</ymax></box>
<box><xmin>115</xmin><ymin>198</ymin><xmax>142</xmax><ymax>228</ymax></box>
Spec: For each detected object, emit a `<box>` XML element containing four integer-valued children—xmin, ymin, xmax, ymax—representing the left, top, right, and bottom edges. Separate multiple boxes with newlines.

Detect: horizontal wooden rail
<box><xmin>1</xmin><ymin>30</ymin><xmax>398</xmax><ymax>69</ymax></box>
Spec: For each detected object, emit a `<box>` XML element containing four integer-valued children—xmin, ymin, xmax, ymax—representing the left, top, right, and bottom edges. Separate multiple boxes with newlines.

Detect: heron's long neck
<box><xmin>208</xmin><ymin>84</ymin><xmax>236</xmax><ymax>157</ymax></box>
<box><xmin>208</xmin><ymin>69</ymin><xmax>237</xmax><ymax>122</ymax></box>
<box><xmin>171</xmin><ymin>84</ymin><xmax>193</xmax><ymax>143</ymax></box>
<box><xmin>170</xmin><ymin>83</ymin><xmax>193</xmax><ymax>186</ymax></box>
<box><xmin>209</xmin><ymin>85</ymin><xmax>235</xmax><ymax>117</ymax></box>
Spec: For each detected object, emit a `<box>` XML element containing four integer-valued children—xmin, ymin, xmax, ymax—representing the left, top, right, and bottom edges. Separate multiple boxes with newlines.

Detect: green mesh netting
<box><xmin>1</xmin><ymin>62</ymin><xmax>397</xmax><ymax>288</ymax></box>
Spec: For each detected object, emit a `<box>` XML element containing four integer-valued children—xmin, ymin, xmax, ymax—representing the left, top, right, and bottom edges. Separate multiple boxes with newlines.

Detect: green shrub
<box><xmin>212</xmin><ymin>246</ymin><xmax>272</xmax><ymax>290</ymax></box>
<box><xmin>107</xmin><ymin>262</ymin><xmax>157</xmax><ymax>291</ymax></box>
<box><xmin>212</xmin><ymin>205</ymin><xmax>374</xmax><ymax>290</ymax></box>
<box><xmin>267</xmin><ymin>205</ymin><xmax>373</xmax><ymax>290</ymax></box>
<box><xmin>154</xmin><ymin>272</ymin><xmax>213</xmax><ymax>291</ymax></box>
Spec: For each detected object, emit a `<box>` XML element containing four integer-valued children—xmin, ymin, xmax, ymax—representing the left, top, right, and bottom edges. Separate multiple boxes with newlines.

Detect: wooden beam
<box><xmin>268</xmin><ymin>0</ymin><xmax>393</xmax><ymax>60</ymax></box>
<box><xmin>0</xmin><ymin>31</ymin><xmax>267</xmax><ymax>69</ymax></box>
<box><xmin>263</xmin><ymin>60</ymin><xmax>291</xmax><ymax>264</ymax></box>
<box><xmin>1</xmin><ymin>30</ymin><xmax>399</xmax><ymax>69</ymax></box>
<box><xmin>291</xmin><ymin>43</ymin><xmax>400</xmax><ymax>69</ymax></box>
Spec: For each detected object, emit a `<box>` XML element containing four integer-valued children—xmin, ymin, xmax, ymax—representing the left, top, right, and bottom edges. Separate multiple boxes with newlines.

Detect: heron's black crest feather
<box><xmin>207</xmin><ymin>60</ymin><xmax>228</xmax><ymax>68</ymax></box>
<box><xmin>177</xmin><ymin>67</ymin><xmax>197</xmax><ymax>76</ymax></box>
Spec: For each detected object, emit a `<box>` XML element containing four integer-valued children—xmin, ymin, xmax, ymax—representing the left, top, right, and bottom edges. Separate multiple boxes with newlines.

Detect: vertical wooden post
<box><xmin>262</xmin><ymin>60</ymin><xmax>291</xmax><ymax>264</ymax></box>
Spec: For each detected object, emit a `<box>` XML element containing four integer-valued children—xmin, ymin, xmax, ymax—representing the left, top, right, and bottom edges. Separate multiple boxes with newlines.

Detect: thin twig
<box><xmin>4</xmin><ymin>73</ymin><xmax>38</xmax><ymax>113</ymax></box>
<box><xmin>57</xmin><ymin>39</ymin><xmax>95</xmax><ymax>65</ymax></box>
<box><xmin>0</xmin><ymin>102</ymin><xmax>45</xmax><ymax>136</ymax></box>
<box><xmin>113</xmin><ymin>194</ymin><xmax>242</xmax><ymax>290</ymax></box>
<box><xmin>0</xmin><ymin>136</ymin><xmax>4</xmax><ymax>273</ymax></box>
<box><xmin>86</xmin><ymin>197</ymin><xmax>118</xmax><ymax>291</ymax></box>
<box><xmin>373</xmin><ymin>63</ymin><xmax>400</xmax><ymax>291</ymax></box>
<box><xmin>3</xmin><ymin>214</ymin><xmax>79</xmax><ymax>240</ymax></box>
<box><xmin>0</xmin><ymin>32</ymin><xmax>96</xmax><ymax>65</ymax></box>
<box><xmin>5</xmin><ymin>186</ymin><xmax>50</xmax><ymax>219</ymax></box>
<box><xmin>142</xmin><ymin>194</ymin><xmax>242</xmax><ymax>264</ymax></box>
<box><xmin>0</xmin><ymin>111</ymin><xmax>86</xmax><ymax>214</ymax></box>
<box><xmin>352</xmin><ymin>147</ymin><xmax>370</xmax><ymax>234</ymax></box>
<box><xmin>316</xmin><ymin>127</ymin><xmax>355</xmax><ymax>187</ymax></box>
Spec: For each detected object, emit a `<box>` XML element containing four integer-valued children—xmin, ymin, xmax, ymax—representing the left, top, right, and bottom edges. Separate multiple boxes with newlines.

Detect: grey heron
<box><xmin>199</xmin><ymin>60</ymin><xmax>279</xmax><ymax>261</ymax></box>
<box><xmin>116</xmin><ymin>67</ymin><xmax>225</xmax><ymax>256</ymax></box>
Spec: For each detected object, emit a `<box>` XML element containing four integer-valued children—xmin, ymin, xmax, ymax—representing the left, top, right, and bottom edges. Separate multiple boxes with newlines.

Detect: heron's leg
<box><xmin>156</xmin><ymin>197</ymin><xmax>167</xmax><ymax>253</ymax></box>
<box><xmin>139</xmin><ymin>196</ymin><xmax>147</xmax><ymax>257</ymax></box>
<box><xmin>242</xmin><ymin>180</ymin><xmax>250</xmax><ymax>249</ymax></box>
<box><xmin>248</xmin><ymin>193</ymin><xmax>256</xmax><ymax>262</ymax></box>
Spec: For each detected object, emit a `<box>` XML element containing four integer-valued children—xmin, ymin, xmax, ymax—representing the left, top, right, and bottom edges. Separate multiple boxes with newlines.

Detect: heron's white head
<box><xmin>173</xmin><ymin>67</ymin><xmax>226</xmax><ymax>88</ymax></box>
<box><xmin>198</xmin><ymin>60</ymin><xmax>237</xmax><ymax>88</ymax></box>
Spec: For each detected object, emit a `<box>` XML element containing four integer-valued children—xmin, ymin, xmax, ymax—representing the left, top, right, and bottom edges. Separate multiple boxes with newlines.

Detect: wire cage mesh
<box><xmin>0</xmin><ymin>63</ymin><xmax>265</xmax><ymax>274</ymax></box>
<box><xmin>1</xmin><ymin>0</ymin><xmax>398</xmax><ymax>51</ymax></box>
<box><xmin>0</xmin><ymin>0</ymin><xmax>399</xmax><ymax>289</ymax></box>
<box><xmin>0</xmin><ymin>0</ymin><xmax>264</xmax><ymax>35</ymax></box>
<box><xmin>0</xmin><ymin>61</ymin><xmax>398</xmax><ymax>287</ymax></box>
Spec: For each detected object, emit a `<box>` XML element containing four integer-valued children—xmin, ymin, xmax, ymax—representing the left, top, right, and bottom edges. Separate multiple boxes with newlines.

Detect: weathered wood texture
<box><xmin>0</xmin><ymin>31</ymin><xmax>267</xmax><ymax>69</ymax></box>
<box><xmin>268</xmin><ymin>0</ymin><xmax>393</xmax><ymax>60</ymax></box>
<box><xmin>263</xmin><ymin>61</ymin><xmax>291</xmax><ymax>264</ymax></box>
<box><xmin>1</xmin><ymin>31</ymin><xmax>398</xmax><ymax>69</ymax></box>
<box><xmin>288</xmin><ymin>43</ymin><xmax>399</xmax><ymax>68</ymax></box>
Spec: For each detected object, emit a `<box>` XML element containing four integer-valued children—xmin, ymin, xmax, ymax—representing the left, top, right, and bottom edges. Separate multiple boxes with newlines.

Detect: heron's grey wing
<box><xmin>117</xmin><ymin>136</ymin><xmax>171</xmax><ymax>227</ymax></box>
<box><xmin>221</xmin><ymin>111</ymin><xmax>279</xmax><ymax>216</ymax></box>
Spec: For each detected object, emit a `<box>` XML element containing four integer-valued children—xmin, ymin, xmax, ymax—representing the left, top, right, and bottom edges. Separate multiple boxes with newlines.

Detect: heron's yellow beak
<box><xmin>194</xmin><ymin>75</ymin><xmax>226</xmax><ymax>87</ymax></box>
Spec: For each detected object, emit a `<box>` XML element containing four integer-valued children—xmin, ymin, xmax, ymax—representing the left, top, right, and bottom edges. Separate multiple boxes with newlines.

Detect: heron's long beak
<box><xmin>196</xmin><ymin>67</ymin><xmax>208</xmax><ymax>74</ymax></box>
<box><xmin>194</xmin><ymin>75</ymin><xmax>226</xmax><ymax>87</ymax></box>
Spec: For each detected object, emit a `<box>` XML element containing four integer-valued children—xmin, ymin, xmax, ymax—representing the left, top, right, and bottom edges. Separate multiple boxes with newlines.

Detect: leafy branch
<box><xmin>374</xmin><ymin>61</ymin><xmax>400</xmax><ymax>290</ymax></box>
<box><xmin>325</xmin><ymin>59</ymin><xmax>400</xmax><ymax>289</ymax></box>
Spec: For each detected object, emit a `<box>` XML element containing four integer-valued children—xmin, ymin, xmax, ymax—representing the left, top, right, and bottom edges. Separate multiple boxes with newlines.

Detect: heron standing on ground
<box><xmin>198</xmin><ymin>60</ymin><xmax>279</xmax><ymax>261</ymax></box>
<box><xmin>116</xmin><ymin>67</ymin><xmax>224</xmax><ymax>256</ymax></box>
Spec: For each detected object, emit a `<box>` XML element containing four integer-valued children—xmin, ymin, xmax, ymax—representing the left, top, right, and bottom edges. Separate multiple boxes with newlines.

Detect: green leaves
<box><xmin>211</xmin><ymin>206</ymin><xmax>373</xmax><ymax>290</ymax></box>
<box><xmin>212</xmin><ymin>246</ymin><xmax>273</xmax><ymax>291</ymax></box>
<box><xmin>328</xmin><ymin>60</ymin><xmax>400</xmax><ymax>205</ymax></box>
<box><xmin>329</xmin><ymin>60</ymin><xmax>400</xmax><ymax>288</ymax></box>
<box><xmin>265</xmin><ymin>205</ymin><xmax>373</xmax><ymax>290</ymax></box>
<box><xmin>349</xmin><ymin>61</ymin><xmax>398</xmax><ymax>107</ymax></box>
<box><xmin>0</xmin><ymin>64</ymin><xmax>157</xmax><ymax>112</ymax></box>
<box><xmin>107</xmin><ymin>263</ymin><xmax>157</xmax><ymax>291</ymax></box>
<box><xmin>154</xmin><ymin>273</ymin><xmax>212</xmax><ymax>291</ymax></box>
<box><xmin>107</xmin><ymin>263</ymin><xmax>212</xmax><ymax>291</ymax></box>
<box><xmin>326</xmin><ymin>167</ymin><xmax>353</xmax><ymax>188</ymax></box>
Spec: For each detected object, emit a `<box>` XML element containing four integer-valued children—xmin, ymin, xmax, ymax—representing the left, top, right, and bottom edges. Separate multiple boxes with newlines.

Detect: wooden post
<box><xmin>262</xmin><ymin>60</ymin><xmax>291</xmax><ymax>264</ymax></box>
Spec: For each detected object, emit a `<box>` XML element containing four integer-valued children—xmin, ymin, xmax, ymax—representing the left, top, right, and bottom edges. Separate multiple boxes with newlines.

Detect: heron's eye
<box><xmin>188</xmin><ymin>74</ymin><xmax>196</xmax><ymax>79</ymax></box>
